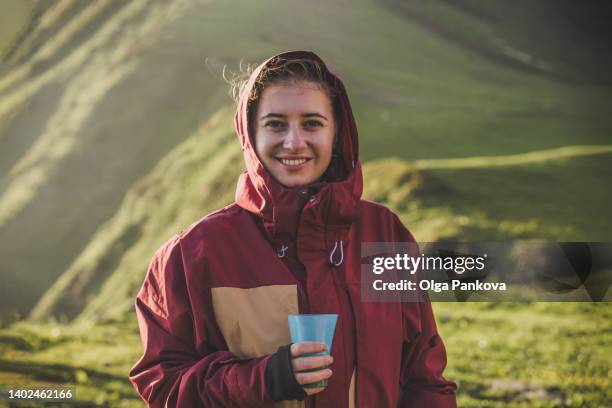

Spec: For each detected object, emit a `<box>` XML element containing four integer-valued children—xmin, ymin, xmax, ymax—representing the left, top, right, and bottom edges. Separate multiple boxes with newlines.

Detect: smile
<box><xmin>277</xmin><ymin>158</ymin><xmax>312</xmax><ymax>168</ymax></box>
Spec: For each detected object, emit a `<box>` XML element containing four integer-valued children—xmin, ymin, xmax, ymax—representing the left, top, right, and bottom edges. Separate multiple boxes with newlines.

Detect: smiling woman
<box><xmin>241</xmin><ymin>55</ymin><xmax>346</xmax><ymax>187</ymax></box>
<box><xmin>129</xmin><ymin>51</ymin><xmax>457</xmax><ymax>407</ymax></box>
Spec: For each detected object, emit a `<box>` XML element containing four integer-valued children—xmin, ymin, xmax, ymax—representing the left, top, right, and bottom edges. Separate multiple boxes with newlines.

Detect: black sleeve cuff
<box><xmin>265</xmin><ymin>344</ymin><xmax>307</xmax><ymax>401</ymax></box>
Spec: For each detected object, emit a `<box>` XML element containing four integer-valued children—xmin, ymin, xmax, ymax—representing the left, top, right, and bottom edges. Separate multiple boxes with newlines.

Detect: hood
<box><xmin>234</xmin><ymin>50</ymin><xmax>363</xmax><ymax>256</ymax></box>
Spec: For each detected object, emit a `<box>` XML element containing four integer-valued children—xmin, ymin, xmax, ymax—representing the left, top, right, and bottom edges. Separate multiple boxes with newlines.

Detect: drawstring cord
<box><xmin>277</xmin><ymin>241</ymin><xmax>344</xmax><ymax>267</ymax></box>
<box><xmin>329</xmin><ymin>240</ymin><xmax>344</xmax><ymax>266</ymax></box>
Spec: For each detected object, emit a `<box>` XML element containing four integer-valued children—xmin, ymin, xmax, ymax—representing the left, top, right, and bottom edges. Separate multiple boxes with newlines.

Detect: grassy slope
<box><xmin>30</xmin><ymin>106</ymin><xmax>242</xmax><ymax>322</ymax></box>
<box><xmin>0</xmin><ymin>1</ymin><xmax>33</xmax><ymax>62</ymax></box>
<box><xmin>0</xmin><ymin>0</ymin><xmax>610</xmax><ymax>406</ymax></box>
<box><xmin>0</xmin><ymin>0</ymin><xmax>230</xmax><ymax>316</ymax></box>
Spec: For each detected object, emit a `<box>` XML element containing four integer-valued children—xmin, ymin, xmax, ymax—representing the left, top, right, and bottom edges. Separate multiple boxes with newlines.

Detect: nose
<box><xmin>283</xmin><ymin>124</ymin><xmax>307</xmax><ymax>151</ymax></box>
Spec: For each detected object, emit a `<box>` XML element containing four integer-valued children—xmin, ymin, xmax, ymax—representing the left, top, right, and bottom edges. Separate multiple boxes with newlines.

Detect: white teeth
<box><xmin>280</xmin><ymin>158</ymin><xmax>307</xmax><ymax>166</ymax></box>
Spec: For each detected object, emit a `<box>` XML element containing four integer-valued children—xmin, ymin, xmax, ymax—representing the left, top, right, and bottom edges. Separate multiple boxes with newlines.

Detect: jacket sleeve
<box><xmin>391</xmin><ymin>214</ymin><xmax>458</xmax><ymax>408</ymax></box>
<box><xmin>128</xmin><ymin>236</ymin><xmax>273</xmax><ymax>407</ymax></box>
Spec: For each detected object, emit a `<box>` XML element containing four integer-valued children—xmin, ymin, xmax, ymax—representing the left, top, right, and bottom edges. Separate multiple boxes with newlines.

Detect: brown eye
<box><xmin>304</xmin><ymin>120</ymin><xmax>323</xmax><ymax>128</ymax></box>
<box><xmin>265</xmin><ymin>120</ymin><xmax>286</xmax><ymax>131</ymax></box>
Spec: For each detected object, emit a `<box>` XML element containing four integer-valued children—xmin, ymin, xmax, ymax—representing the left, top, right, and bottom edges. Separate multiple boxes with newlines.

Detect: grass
<box><xmin>435</xmin><ymin>302</ymin><xmax>612</xmax><ymax>407</ymax></box>
<box><xmin>0</xmin><ymin>314</ymin><xmax>143</xmax><ymax>407</ymax></box>
<box><xmin>1</xmin><ymin>304</ymin><xmax>610</xmax><ymax>407</ymax></box>
<box><xmin>0</xmin><ymin>0</ymin><xmax>33</xmax><ymax>64</ymax></box>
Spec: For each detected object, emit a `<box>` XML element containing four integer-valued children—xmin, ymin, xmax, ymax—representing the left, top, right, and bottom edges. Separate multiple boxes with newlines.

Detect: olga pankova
<box><xmin>373</xmin><ymin>279</ymin><xmax>507</xmax><ymax>292</ymax></box>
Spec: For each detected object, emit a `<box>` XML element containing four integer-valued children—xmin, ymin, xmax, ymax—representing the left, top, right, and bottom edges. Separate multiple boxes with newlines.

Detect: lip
<box><xmin>276</xmin><ymin>157</ymin><xmax>312</xmax><ymax>170</ymax></box>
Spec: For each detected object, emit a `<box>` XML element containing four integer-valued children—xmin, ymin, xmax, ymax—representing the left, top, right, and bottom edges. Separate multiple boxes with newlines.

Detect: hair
<box><xmin>225</xmin><ymin>56</ymin><xmax>342</xmax><ymax>129</ymax></box>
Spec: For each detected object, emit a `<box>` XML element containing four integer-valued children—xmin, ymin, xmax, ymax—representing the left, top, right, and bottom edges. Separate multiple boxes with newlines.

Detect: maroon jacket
<box><xmin>129</xmin><ymin>51</ymin><xmax>457</xmax><ymax>407</ymax></box>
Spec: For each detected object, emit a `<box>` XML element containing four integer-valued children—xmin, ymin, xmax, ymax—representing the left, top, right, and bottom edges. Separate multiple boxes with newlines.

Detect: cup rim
<box><xmin>288</xmin><ymin>314</ymin><xmax>338</xmax><ymax>317</ymax></box>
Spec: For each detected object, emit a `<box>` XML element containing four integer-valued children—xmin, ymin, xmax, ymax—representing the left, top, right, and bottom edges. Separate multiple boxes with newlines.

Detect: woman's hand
<box><xmin>290</xmin><ymin>342</ymin><xmax>334</xmax><ymax>395</ymax></box>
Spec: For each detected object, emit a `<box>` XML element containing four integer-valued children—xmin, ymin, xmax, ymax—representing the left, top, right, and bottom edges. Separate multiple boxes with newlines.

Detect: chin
<box><xmin>280</xmin><ymin>180</ymin><xmax>307</xmax><ymax>188</ymax></box>
<box><xmin>279</xmin><ymin>176</ymin><xmax>316</xmax><ymax>188</ymax></box>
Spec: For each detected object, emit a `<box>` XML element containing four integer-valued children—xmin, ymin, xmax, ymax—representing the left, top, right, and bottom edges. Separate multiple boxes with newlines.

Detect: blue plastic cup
<box><xmin>288</xmin><ymin>314</ymin><xmax>338</xmax><ymax>388</ymax></box>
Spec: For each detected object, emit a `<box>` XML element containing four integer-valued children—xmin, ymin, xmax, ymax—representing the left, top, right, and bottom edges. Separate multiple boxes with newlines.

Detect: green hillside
<box><xmin>0</xmin><ymin>0</ymin><xmax>610</xmax><ymax>406</ymax></box>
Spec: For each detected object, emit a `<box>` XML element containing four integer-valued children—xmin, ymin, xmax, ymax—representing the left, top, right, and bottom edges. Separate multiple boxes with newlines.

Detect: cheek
<box><xmin>321</xmin><ymin>130</ymin><xmax>335</xmax><ymax>159</ymax></box>
<box><xmin>254</xmin><ymin>133</ymin><xmax>269</xmax><ymax>159</ymax></box>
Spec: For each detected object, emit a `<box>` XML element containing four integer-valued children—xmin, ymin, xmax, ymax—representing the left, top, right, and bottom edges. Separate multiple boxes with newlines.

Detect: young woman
<box><xmin>129</xmin><ymin>50</ymin><xmax>457</xmax><ymax>407</ymax></box>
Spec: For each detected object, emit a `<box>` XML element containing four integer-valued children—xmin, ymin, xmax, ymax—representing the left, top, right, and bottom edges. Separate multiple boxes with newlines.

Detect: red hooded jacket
<box><xmin>129</xmin><ymin>51</ymin><xmax>457</xmax><ymax>407</ymax></box>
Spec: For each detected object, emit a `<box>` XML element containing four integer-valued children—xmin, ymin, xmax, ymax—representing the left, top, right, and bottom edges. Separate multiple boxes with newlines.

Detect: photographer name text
<box><xmin>373</xmin><ymin>279</ymin><xmax>507</xmax><ymax>292</ymax></box>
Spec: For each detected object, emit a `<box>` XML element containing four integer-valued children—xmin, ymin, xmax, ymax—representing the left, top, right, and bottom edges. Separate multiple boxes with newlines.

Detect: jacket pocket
<box><xmin>211</xmin><ymin>285</ymin><xmax>299</xmax><ymax>358</ymax></box>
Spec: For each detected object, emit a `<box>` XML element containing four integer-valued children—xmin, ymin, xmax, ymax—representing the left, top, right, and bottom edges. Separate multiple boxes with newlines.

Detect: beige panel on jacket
<box><xmin>349</xmin><ymin>369</ymin><xmax>356</xmax><ymax>408</ymax></box>
<box><xmin>212</xmin><ymin>285</ymin><xmax>303</xmax><ymax>408</ymax></box>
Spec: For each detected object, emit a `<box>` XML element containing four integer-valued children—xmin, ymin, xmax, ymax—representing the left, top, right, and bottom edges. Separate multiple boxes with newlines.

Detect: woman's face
<box><xmin>254</xmin><ymin>81</ymin><xmax>336</xmax><ymax>188</ymax></box>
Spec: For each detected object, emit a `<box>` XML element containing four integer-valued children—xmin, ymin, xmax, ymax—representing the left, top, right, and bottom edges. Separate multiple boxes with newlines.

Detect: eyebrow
<box><xmin>259</xmin><ymin>113</ymin><xmax>328</xmax><ymax>121</ymax></box>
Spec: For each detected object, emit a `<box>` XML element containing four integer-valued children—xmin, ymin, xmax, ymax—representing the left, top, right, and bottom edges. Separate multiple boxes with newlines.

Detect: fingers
<box><xmin>292</xmin><ymin>355</ymin><xmax>333</xmax><ymax>372</ymax></box>
<box><xmin>289</xmin><ymin>342</ymin><xmax>333</xmax><ymax>395</ymax></box>
<box><xmin>295</xmin><ymin>368</ymin><xmax>333</xmax><ymax>386</ymax></box>
<box><xmin>290</xmin><ymin>342</ymin><xmax>327</xmax><ymax>357</ymax></box>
